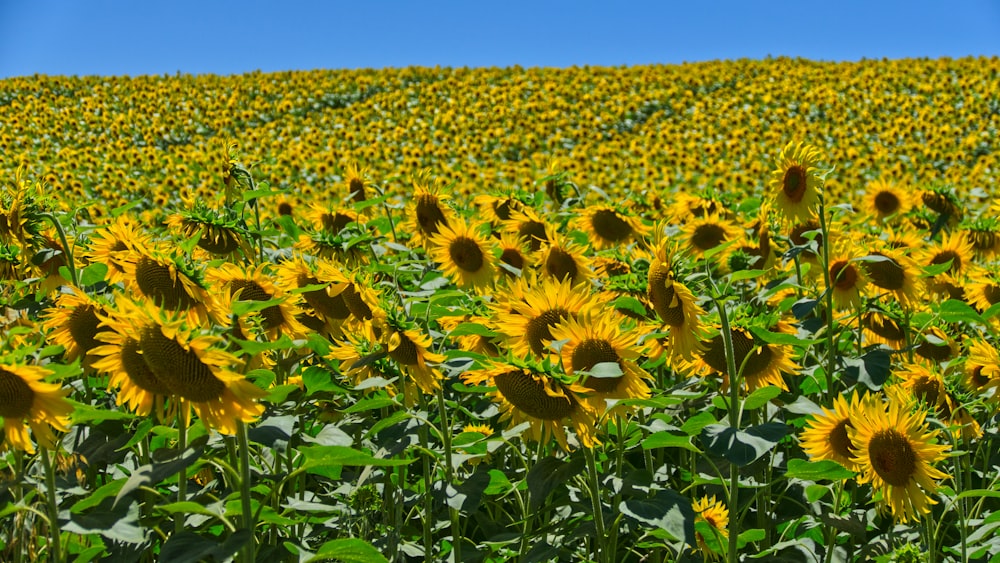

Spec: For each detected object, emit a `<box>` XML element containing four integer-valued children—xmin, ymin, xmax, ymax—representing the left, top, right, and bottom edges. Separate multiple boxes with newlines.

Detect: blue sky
<box><xmin>1</xmin><ymin>1</ymin><xmax>998</xmax><ymax>78</ymax></box>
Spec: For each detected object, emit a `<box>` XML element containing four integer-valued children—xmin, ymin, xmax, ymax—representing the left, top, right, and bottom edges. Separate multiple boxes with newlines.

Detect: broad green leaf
<box><xmin>308</xmin><ymin>538</ymin><xmax>389</xmax><ymax>563</ymax></box>
<box><xmin>785</xmin><ymin>458</ymin><xmax>855</xmax><ymax>481</ymax></box>
<box><xmin>619</xmin><ymin>489</ymin><xmax>695</xmax><ymax>545</ymax></box>
<box><xmin>743</xmin><ymin>386</ymin><xmax>782</xmax><ymax>411</ymax></box>
<box><xmin>299</xmin><ymin>445</ymin><xmax>414</xmax><ymax>470</ymax></box>
<box><xmin>700</xmin><ymin>423</ymin><xmax>790</xmax><ymax>466</ymax></box>
<box><xmin>642</xmin><ymin>431</ymin><xmax>701</xmax><ymax>453</ymax></box>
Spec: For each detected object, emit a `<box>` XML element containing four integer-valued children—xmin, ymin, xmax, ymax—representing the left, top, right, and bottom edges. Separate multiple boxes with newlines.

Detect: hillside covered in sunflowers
<box><xmin>1</xmin><ymin>56</ymin><xmax>1000</xmax><ymax>562</ymax></box>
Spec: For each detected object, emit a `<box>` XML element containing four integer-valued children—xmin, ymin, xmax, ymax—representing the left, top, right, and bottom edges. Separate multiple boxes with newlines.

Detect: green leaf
<box><xmin>937</xmin><ymin>299</ymin><xmax>984</xmax><ymax>325</ymax></box>
<box><xmin>743</xmin><ymin>386</ymin><xmax>782</xmax><ymax>411</ymax></box>
<box><xmin>737</xmin><ymin>528</ymin><xmax>767</xmax><ymax>548</ymax></box>
<box><xmin>344</xmin><ymin>397</ymin><xmax>398</xmax><ymax>413</ymax></box>
<box><xmin>785</xmin><ymin>458</ymin><xmax>855</xmax><ymax>481</ymax></box>
<box><xmin>299</xmin><ymin>445</ymin><xmax>415</xmax><ymax>471</ymax></box>
<box><xmin>920</xmin><ymin>258</ymin><xmax>954</xmax><ymax>277</ymax></box>
<box><xmin>700</xmin><ymin>423</ymin><xmax>790</xmax><ymax>466</ymax></box>
<box><xmin>582</xmin><ymin>361</ymin><xmax>624</xmax><ymax>379</ymax></box>
<box><xmin>526</xmin><ymin>456</ymin><xmax>585</xmax><ymax>511</ymax></box>
<box><xmin>612</xmin><ymin>295</ymin><xmax>649</xmax><ymax>317</ymax></box>
<box><xmin>485</xmin><ymin>469</ymin><xmax>515</xmax><ymax>495</ymax></box>
<box><xmin>805</xmin><ymin>484</ymin><xmax>830</xmax><ymax>503</ymax></box>
<box><xmin>619</xmin><ymin>489</ymin><xmax>695</xmax><ymax>545</ymax></box>
<box><xmin>308</xmin><ymin>538</ymin><xmax>389</xmax><ymax>563</ymax></box>
<box><xmin>159</xmin><ymin>530</ymin><xmax>251</xmax><ymax>563</ymax></box>
<box><xmin>114</xmin><ymin>435</ymin><xmax>209</xmax><ymax>508</ymax></box>
<box><xmin>80</xmin><ymin>262</ymin><xmax>108</xmax><ymax>286</ymax></box>
<box><xmin>642</xmin><ymin>431</ymin><xmax>701</xmax><ymax>453</ymax></box>
<box><xmin>729</xmin><ymin>269</ymin><xmax>768</xmax><ymax>282</ymax></box>
<box><xmin>70</xmin><ymin>401</ymin><xmax>135</xmax><ymax>424</ymax></box>
<box><xmin>955</xmin><ymin>489</ymin><xmax>1000</xmax><ymax>500</ymax></box>
<box><xmin>748</xmin><ymin>325</ymin><xmax>818</xmax><ymax>347</ymax></box>
<box><xmin>843</xmin><ymin>348</ymin><xmax>892</xmax><ymax>390</ymax></box>
<box><xmin>680</xmin><ymin>411</ymin><xmax>717</xmax><ymax>436</ymax></box>
<box><xmin>71</xmin><ymin>479</ymin><xmax>125</xmax><ymax>513</ymax></box>
<box><xmin>446</xmin><ymin>322</ymin><xmax>497</xmax><ymax>338</ymax></box>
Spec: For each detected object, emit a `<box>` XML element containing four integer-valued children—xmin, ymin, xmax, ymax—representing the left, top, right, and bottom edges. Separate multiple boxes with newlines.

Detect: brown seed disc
<box><xmin>867</xmin><ymin>429</ymin><xmax>918</xmax><ymax>487</ymax></box>
<box><xmin>782</xmin><ymin>165</ymin><xmax>808</xmax><ymax>203</ymax></box>
<box><xmin>829</xmin><ymin>419</ymin><xmax>854</xmax><ymax>461</ymax></box>
<box><xmin>500</xmin><ymin>248</ymin><xmax>526</xmax><ymax>274</ymax></box>
<box><xmin>691</xmin><ymin>223</ymin><xmax>727</xmax><ymax>251</ymax></box>
<box><xmin>68</xmin><ymin>305</ymin><xmax>105</xmax><ymax>354</ymax></box>
<box><xmin>120</xmin><ymin>337</ymin><xmax>173</xmax><ymax>395</ymax></box>
<box><xmin>450</xmin><ymin>237</ymin><xmax>485</xmax><ymax>273</ymax></box>
<box><xmin>415</xmin><ymin>195</ymin><xmax>447</xmax><ymax>236</ymax></box>
<box><xmin>139</xmin><ymin>327</ymin><xmax>226</xmax><ymax>402</ymax></box>
<box><xmin>349</xmin><ymin>177</ymin><xmax>367</xmax><ymax>203</ymax></box>
<box><xmin>525</xmin><ymin>308</ymin><xmax>569</xmax><ymax>356</ymax></box>
<box><xmin>517</xmin><ymin>221</ymin><xmax>548</xmax><ymax>252</ymax></box>
<box><xmin>134</xmin><ymin>257</ymin><xmax>197</xmax><ymax>311</ymax></box>
<box><xmin>493</xmin><ymin>369</ymin><xmax>575</xmax><ymax>420</ymax></box>
<box><xmin>874</xmin><ymin>191</ymin><xmax>901</xmax><ymax>216</ymax></box>
<box><xmin>0</xmin><ymin>369</ymin><xmax>35</xmax><ymax>419</ymax></box>
<box><xmin>545</xmin><ymin>248</ymin><xmax>578</xmax><ymax>282</ymax></box>
<box><xmin>388</xmin><ymin>332</ymin><xmax>420</xmax><ymax>366</ymax></box>
<box><xmin>863</xmin><ymin>253</ymin><xmax>906</xmax><ymax>291</ymax></box>
<box><xmin>591</xmin><ymin>209</ymin><xmax>633</xmax><ymax>243</ymax></box>
<box><xmin>830</xmin><ymin>261</ymin><xmax>859</xmax><ymax>290</ymax></box>
<box><xmin>572</xmin><ymin>339</ymin><xmax>622</xmax><ymax>393</ymax></box>
<box><xmin>341</xmin><ymin>284</ymin><xmax>373</xmax><ymax>321</ymax></box>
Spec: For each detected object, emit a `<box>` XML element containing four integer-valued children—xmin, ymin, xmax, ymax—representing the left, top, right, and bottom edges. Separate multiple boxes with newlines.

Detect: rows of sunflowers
<box><xmin>1</xmin><ymin>56</ymin><xmax>1000</xmax><ymax>562</ymax></box>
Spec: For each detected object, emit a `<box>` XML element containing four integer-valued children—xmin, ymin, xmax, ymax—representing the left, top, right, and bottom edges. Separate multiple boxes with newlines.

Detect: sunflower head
<box><xmin>768</xmin><ymin>141</ymin><xmax>824</xmax><ymax>223</ymax></box>
<box><xmin>0</xmin><ymin>361</ymin><xmax>73</xmax><ymax>453</ymax></box>
<box><xmin>800</xmin><ymin>391</ymin><xmax>867</xmax><ymax>472</ymax></box>
<box><xmin>343</xmin><ymin>162</ymin><xmax>373</xmax><ymax>203</ymax></box>
<box><xmin>429</xmin><ymin>220</ymin><xmax>496</xmax><ymax>290</ymax></box>
<box><xmin>576</xmin><ymin>204</ymin><xmax>648</xmax><ymax>250</ymax></box>
<box><xmin>865</xmin><ymin>179</ymin><xmax>913</xmax><ymax>221</ymax></box>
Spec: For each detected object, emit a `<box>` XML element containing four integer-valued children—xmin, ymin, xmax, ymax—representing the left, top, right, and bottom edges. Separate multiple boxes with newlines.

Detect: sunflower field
<box><xmin>1</xmin><ymin>56</ymin><xmax>1000</xmax><ymax>562</ymax></box>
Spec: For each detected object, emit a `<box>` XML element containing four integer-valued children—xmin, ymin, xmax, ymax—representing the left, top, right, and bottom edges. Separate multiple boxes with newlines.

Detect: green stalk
<box><xmin>583</xmin><ymin>445</ymin><xmax>607</xmax><ymax>563</ymax></box>
<box><xmin>42</xmin><ymin>212</ymin><xmax>79</xmax><ymax>287</ymax></box>
<box><xmin>175</xmin><ymin>412</ymin><xmax>188</xmax><ymax>536</ymax></box>
<box><xmin>434</xmin><ymin>387</ymin><xmax>462</xmax><ymax>563</ymax></box>
<box><xmin>236</xmin><ymin>420</ymin><xmax>256</xmax><ymax>562</ymax></box>
<box><xmin>417</xmin><ymin>394</ymin><xmax>434</xmax><ymax>560</ymax></box>
<box><xmin>715</xmin><ymin>298</ymin><xmax>741</xmax><ymax>563</ymax></box>
<box><xmin>816</xmin><ymin>198</ymin><xmax>837</xmax><ymax>403</ymax></box>
<box><xmin>40</xmin><ymin>447</ymin><xmax>62</xmax><ymax>562</ymax></box>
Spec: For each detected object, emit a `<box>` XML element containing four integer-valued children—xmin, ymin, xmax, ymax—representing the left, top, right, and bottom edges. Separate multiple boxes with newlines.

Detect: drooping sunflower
<box><xmin>164</xmin><ymin>202</ymin><xmax>249</xmax><ymax>258</ymax></box>
<box><xmin>889</xmin><ymin>363</ymin><xmax>981</xmax><ymax>441</ymax></box>
<box><xmin>474</xmin><ymin>192</ymin><xmax>524</xmax><ymax>225</ymax></box>
<box><xmin>429</xmin><ymin>220</ymin><xmax>497</xmax><ymax>290</ymax></box>
<box><xmin>862</xmin><ymin>309</ymin><xmax>907</xmax><ymax>350</ymax></box>
<box><xmin>550</xmin><ymin>312</ymin><xmax>652</xmax><ymax>416</ymax></box>
<box><xmin>327</xmin><ymin>331</ymin><xmax>393</xmax><ymax>391</ymax></box>
<box><xmin>80</xmin><ymin>215</ymin><xmax>152</xmax><ymax>286</ymax></box>
<box><xmin>574</xmin><ymin>204</ymin><xmax>649</xmax><ymax>250</ymax></box>
<box><xmin>294</xmin><ymin>229</ymin><xmax>369</xmax><ymax>268</ymax></box>
<box><xmin>646</xmin><ymin>241</ymin><xmax>707</xmax><ymax>362</ymax></box>
<box><xmin>205</xmin><ymin>262</ymin><xmax>308</xmax><ymax>340</ymax></box>
<box><xmin>858</xmin><ymin>247</ymin><xmax>922</xmax><ymax>307</ymax></box>
<box><xmin>848</xmin><ymin>396</ymin><xmax>950</xmax><ymax>523</ymax></box>
<box><xmin>274</xmin><ymin>254</ymin><xmax>353</xmax><ymax>333</ymax></box>
<box><xmin>492</xmin><ymin>276</ymin><xmax>599</xmax><ymax>358</ymax></box>
<box><xmin>406</xmin><ymin>176</ymin><xmax>454</xmax><ymax>247</ymax></box>
<box><xmin>694</xmin><ymin>324</ymin><xmax>799</xmax><ymax>392</ymax></box>
<box><xmin>462</xmin><ymin>360</ymin><xmax>597</xmax><ymax>451</ymax></box>
<box><xmin>0</xmin><ymin>361</ymin><xmax>73</xmax><ymax>454</ymax></box>
<box><xmin>800</xmin><ymin>391</ymin><xmax>866</xmax><ymax>472</ymax></box>
<box><xmin>89</xmin><ymin>307</ymin><xmax>175</xmax><ymax>418</ymax></box>
<box><xmin>305</xmin><ymin>202</ymin><xmax>366</xmax><ymax>235</ymax></box>
<box><xmin>384</xmin><ymin>321</ymin><xmax>445</xmax><ymax>397</ymax></box>
<box><xmin>120</xmin><ymin>245</ymin><xmax>223</xmax><ymax>326</ymax></box>
<box><xmin>768</xmin><ymin>141</ymin><xmax>824</xmax><ymax>223</ymax></box>
<box><xmin>693</xmin><ymin>495</ymin><xmax>729</xmax><ymax>561</ymax></box>
<box><xmin>537</xmin><ymin>230</ymin><xmax>593</xmax><ymax>287</ymax></box>
<box><xmin>864</xmin><ymin>179</ymin><xmax>913</xmax><ymax>222</ymax></box>
<box><xmin>41</xmin><ymin>288</ymin><xmax>114</xmax><ymax>365</ymax></box>
<box><xmin>103</xmin><ymin>299</ymin><xmax>265</xmax><ymax>435</ymax></box>
<box><xmin>963</xmin><ymin>218</ymin><xmax>1000</xmax><ymax>258</ymax></box>
<box><xmin>913</xmin><ymin>326</ymin><xmax>959</xmax><ymax>363</ymax></box>
<box><xmin>919</xmin><ymin>187</ymin><xmax>963</xmax><ymax>226</ymax></box>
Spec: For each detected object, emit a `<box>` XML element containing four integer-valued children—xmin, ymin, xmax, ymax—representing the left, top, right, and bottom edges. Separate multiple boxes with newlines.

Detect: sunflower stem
<box><xmin>236</xmin><ymin>420</ymin><xmax>256</xmax><ymax>563</ymax></box>
<box><xmin>434</xmin><ymin>387</ymin><xmax>462</xmax><ymax>563</ymax></box>
<box><xmin>40</xmin><ymin>446</ymin><xmax>62</xmax><ymax>562</ymax></box>
<box><xmin>713</xmin><ymin>297</ymin><xmax>741</xmax><ymax>563</ymax></box>
<box><xmin>175</xmin><ymin>410</ymin><xmax>188</xmax><ymax>536</ymax></box>
<box><xmin>816</xmin><ymin>197</ymin><xmax>838</xmax><ymax>404</ymax></box>
<box><xmin>417</xmin><ymin>394</ymin><xmax>434</xmax><ymax>560</ymax></box>
<box><xmin>583</xmin><ymin>445</ymin><xmax>608</xmax><ymax>563</ymax></box>
<box><xmin>41</xmin><ymin>212</ymin><xmax>79</xmax><ymax>288</ymax></box>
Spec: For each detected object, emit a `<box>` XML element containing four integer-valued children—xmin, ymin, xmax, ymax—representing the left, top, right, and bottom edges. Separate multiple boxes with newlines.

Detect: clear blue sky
<box><xmin>1</xmin><ymin>0</ymin><xmax>998</xmax><ymax>78</ymax></box>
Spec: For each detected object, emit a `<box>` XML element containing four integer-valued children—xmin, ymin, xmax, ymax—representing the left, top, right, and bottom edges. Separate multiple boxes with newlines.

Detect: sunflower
<box><xmin>966</xmin><ymin>270</ymin><xmax>1000</xmax><ymax>313</ymax></box>
<box><xmin>327</xmin><ymin>331</ymin><xmax>393</xmax><ymax>390</ymax></box>
<box><xmin>848</xmin><ymin>396</ymin><xmax>950</xmax><ymax>523</ymax></box>
<box><xmin>205</xmin><ymin>262</ymin><xmax>308</xmax><ymax>340</ymax></box>
<box><xmin>537</xmin><ymin>230</ymin><xmax>593</xmax><ymax>287</ymax></box>
<box><xmin>492</xmin><ymin>276</ymin><xmax>599</xmax><ymax>358</ymax></box>
<box><xmin>695</xmin><ymin>325</ymin><xmax>799</xmax><ymax>392</ymax></box>
<box><xmin>889</xmin><ymin>363</ymin><xmax>981</xmax><ymax>440</ymax></box>
<box><xmin>121</xmin><ymin>245</ymin><xmax>223</xmax><ymax>326</ymax></box>
<box><xmin>646</xmin><ymin>242</ymin><xmax>707</xmax><ymax>361</ymax></box>
<box><xmin>787</xmin><ymin>220</ymin><xmax>822</xmax><ymax>262</ymax></box>
<box><xmin>693</xmin><ymin>495</ymin><xmax>729</xmax><ymax>560</ymax></box>
<box><xmin>305</xmin><ymin>203</ymin><xmax>365</xmax><ymax>235</ymax></box>
<box><xmin>864</xmin><ymin>179</ymin><xmax>913</xmax><ymax>221</ymax></box>
<box><xmin>496</xmin><ymin>232</ymin><xmax>533</xmax><ymax>279</ymax></box>
<box><xmin>406</xmin><ymin>176</ymin><xmax>453</xmax><ymax>247</ymax></box>
<box><xmin>343</xmin><ymin>162</ymin><xmax>374</xmax><ymax>204</ymax></box>
<box><xmin>921</xmin><ymin>231</ymin><xmax>974</xmax><ymax>278</ymax></box>
<box><xmin>462</xmin><ymin>360</ymin><xmax>597</xmax><ymax>451</ymax></box>
<box><xmin>164</xmin><ymin>203</ymin><xmax>248</xmax><ymax>257</ymax></box>
<box><xmin>384</xmin><ymin>323</ymin><xmax>445</xmax><ymax>397</ymax></box>
<box><xmin>0</xmin><ymin>361</ymin><xmax>73</xmax><ymax>454</ymax></box>
<box><xmin>474</xmin><ymin>192</ymin><xmax>524</xmax><ymax>225</ymax></box>
<box><xmin>438</xmin><ymin>314</ymin><xmax>502</xmax><ymax>357</ymax></box>
<box><xmin>862</xmin><ymin>309</ymin><xmax>907</xmax><ymax>349</ymax></box>
<box><xmin>574</xmin><ymin>204</ymin><xmax>648</xmax><ymax>250</ymax></box>
<box><xmin>550</xmin><ymin>312</ymin><xmax>652</xmax><ymax>416</ymax></box>
<box><xmin>964</xmin><ymin>338</ymin><xmax>1000</xmax><ymax>396</ymax></box>
<box><xmin>827</xmin><ymin>248</ymin><xmax>869</xmax><ymax>311</ymax></box>
<box><xmin>429</xmin><ymin>220</ymin><xmax>497</xmax><ymax>290</ymax></box>
<box><xmin>99</xmin><ymin>299</ymin><xmax>265</xmax><ymax>435</ymax></box>
<box><xmin>667</xmin><ymin>192</ymin><xmax>731</xmax><ymax>223</ymax></box>
<box><xmin>90</xmin><ymin>308</ymin><xmax>175</xmax><ymax>418</ymax></box>
<box><xmin>858</xmin><ymin>247</ymin><xmax>921</xmax><ymax>307</ymax></box>
<box><xmin>799</xmin><ymin>391</ymin><xmax>866</xmax><ymax>472</ymax></box>
<box><xmin>80</xmin><ymin>215</ymin><xmax>152</xmax><ymax>286</ymax></box>
<box><xmin>919</xmin><ymin>187</ymin><xmax>963</xmax><ymax>226</ymax></box>
<box><xmin>913</xmin><ymin>326</ymin><xmax>959</xmax><ymax>363</ymax></box>
<box><xmin>41</xmin><ymin>288</ymin><xmax>114</xmax><ymax>365</ymax></box>
<box><xmin>963</xmin><ymin>218</ymin><xmax>1000</xmax><ymax>258</ymax></box>
<box><xmin>294</xmin><ymin>230</ymin><xmax>369</xmax><ymax>267</ymax></box>
<box><xmin>681</xmin><ymin>214</ymin><xmax>741</xmax><ymax>257</ymax></box>
<box><xmin>274</xmin><ymin>254</ymin><xmax>353</xmax><ymax>333</ymax></box>
<box><xmin>768</xmin><ymin>141</ymin><xmax>824</xmax><ymax>223</ymax></box>
<box><xmin>502</xmin><ymin>207</ymin><xmax>550</xmax><ymax>252</ymax></box>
